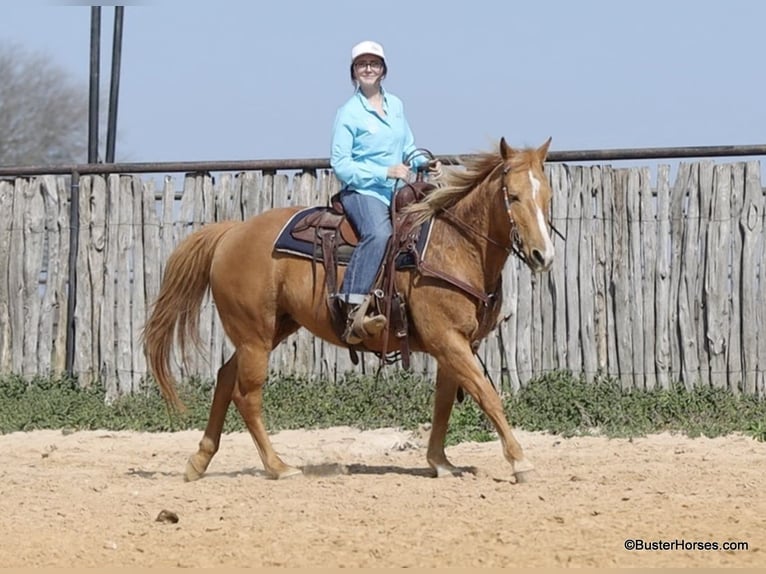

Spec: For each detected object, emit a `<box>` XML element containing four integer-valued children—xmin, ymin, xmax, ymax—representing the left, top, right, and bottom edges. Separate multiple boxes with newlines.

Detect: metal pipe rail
<box><xmin>1</xmin><ymin>144</ymin><xmax>766</xmax><ymax>178</ymax></box>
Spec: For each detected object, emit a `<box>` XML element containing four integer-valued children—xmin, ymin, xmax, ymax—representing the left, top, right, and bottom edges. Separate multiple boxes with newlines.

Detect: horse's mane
<box><xmin>407</xmin><ymin>146</ymin><xmax>540</xmax><ymax>224</ymax></box>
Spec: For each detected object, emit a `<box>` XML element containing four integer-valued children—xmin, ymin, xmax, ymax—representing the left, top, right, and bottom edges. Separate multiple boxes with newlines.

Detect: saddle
<box><xmin>288</xmin><ymin>180</ymin><xmax>436</xmax><ymax>368</ymax></box>
<box><xmin>291</xmin><ymin>193</ymin><xmax>359</xmax><ymax>249</ymax></box>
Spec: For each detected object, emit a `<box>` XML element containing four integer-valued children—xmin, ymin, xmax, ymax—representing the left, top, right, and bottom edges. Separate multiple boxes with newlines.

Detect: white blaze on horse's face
<box><xmin>528</xmin><ymin>170</ymin><xmax>555</xmax><ymax>269</ymax></box>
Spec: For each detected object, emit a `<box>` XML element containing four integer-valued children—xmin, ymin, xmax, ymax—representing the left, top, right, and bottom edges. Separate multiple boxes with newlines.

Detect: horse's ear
<box><xmin>500</xmin><ymin>137</ymin><xmax>514</xmax><ymax>160</ymax></box>
<box><xmin>537</xmin><ymin>137</ymin><xmax>552</xmax><ymax>160</ymax></box>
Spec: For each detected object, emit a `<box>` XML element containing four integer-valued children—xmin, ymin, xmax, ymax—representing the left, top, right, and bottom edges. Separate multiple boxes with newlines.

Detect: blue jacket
<box><xmin>330</xmin><ymin>88</ymin><xmax>424</xmax><ymax>206</ymax></box>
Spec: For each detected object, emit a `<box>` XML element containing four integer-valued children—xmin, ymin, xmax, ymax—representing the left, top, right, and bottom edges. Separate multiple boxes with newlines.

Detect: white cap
<box><xmin>351</xmin><ymin>40</ymin><xmax>385</xmax><ymax>63</ymax></box>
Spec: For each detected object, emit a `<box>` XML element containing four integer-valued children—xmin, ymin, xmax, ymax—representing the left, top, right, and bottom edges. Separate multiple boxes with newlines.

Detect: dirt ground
<box><xmin>0</xmin><ymin>425</ymin><xmax>763</xmax><ymax>567</ymax></box>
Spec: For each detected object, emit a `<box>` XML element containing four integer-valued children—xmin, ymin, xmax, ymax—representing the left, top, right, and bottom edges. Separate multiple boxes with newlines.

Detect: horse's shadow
<box><xmin>342</xmin><ymin>463</ymin><xmax>477</xmax><ymax>478</ymax></box>
<box><xmin>125</xmin><ymin>463</ymin><xmax>481</xmax><ymax>480</ymax></box>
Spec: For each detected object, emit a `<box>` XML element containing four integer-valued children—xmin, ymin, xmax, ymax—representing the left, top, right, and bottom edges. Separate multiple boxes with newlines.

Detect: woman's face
<box><xmin>353</xmin><ymin>55</ymin><xmax>385</xmax><ymax>88</ymax></box>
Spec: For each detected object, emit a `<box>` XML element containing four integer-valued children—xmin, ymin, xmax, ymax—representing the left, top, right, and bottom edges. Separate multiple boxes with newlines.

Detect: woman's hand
<box><xmin>427</xmin><ymin>159</ymin><xmax>443</xmax><ymax>179</ymax></box>
<box><xmin>387</xmin><ymin>163</ymin><xmax>412</xmax><ymax>180</ymax></box>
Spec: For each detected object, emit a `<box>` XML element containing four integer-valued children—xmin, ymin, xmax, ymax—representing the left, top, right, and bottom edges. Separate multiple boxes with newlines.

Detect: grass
<box><xmin>0</xmin><ymin>370</ymin><xmax>764</xmax><ymax>444</ymax></box>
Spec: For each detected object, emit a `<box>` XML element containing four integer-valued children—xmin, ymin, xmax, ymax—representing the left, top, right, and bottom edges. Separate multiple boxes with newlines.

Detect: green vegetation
<box><xmin>0</xmin><ymin>371</ymin><xmax>764</xmax><ymax>443</ymax></box>
<box><xmin>504</xmin><ymin>371</ymin><xmax>766</xmax><ymax>441</ymax></box>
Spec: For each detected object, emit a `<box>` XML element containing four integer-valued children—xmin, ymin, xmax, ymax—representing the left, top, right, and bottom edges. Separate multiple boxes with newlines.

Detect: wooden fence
<box><xmin>0</xmin><ymin>159</ymin><xmax>764</xmax><ymax>398</ymax></box>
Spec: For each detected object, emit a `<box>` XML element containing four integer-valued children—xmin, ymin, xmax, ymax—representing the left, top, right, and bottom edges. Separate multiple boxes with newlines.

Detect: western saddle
<box><xmin>291</xmin><ymin>177</ymin><xmax>436</xmax><ymax>369</ymax></box>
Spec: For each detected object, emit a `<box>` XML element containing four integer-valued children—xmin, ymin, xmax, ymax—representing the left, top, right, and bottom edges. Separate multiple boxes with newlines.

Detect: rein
<box><xmin>414</xmin><ymin>165</ymin><xmax>515</xmax><ymax>307</ymax></box>
<box><xmin>449</xmin><ymin>163</ymin><xmax>565</xmax><ymax>259</ymax></box>
<box><xmin>416</xmin><ymin>162</ymin><xmax>564</xmax><ymax>305</ymax></box>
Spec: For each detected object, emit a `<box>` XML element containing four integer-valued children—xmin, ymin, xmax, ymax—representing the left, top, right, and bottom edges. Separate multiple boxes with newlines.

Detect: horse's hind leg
<box><xmin>233</xmin><ymin>343</ymin><xmax>301</xmax><ymax>480</ymax></box>
<box><xmin>185</xmin><ymin>353</ymin><xmax>238</xmax><ymax>482</ymax></box>
<box><xmin>427</xmin><ymin>367</ymin><xmax>461</xmax><ymax>477</ymax></box>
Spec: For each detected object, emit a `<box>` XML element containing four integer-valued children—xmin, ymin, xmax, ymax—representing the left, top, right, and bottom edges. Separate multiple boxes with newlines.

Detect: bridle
<box><xmin>440</xmin><ymin>162</ymin><xmax>566</xmax><ymax>266</ymax></box>
<box><xmin>499</xmin><ymin>163</ymin><xmax>566</xmax><ymax>265</ymax></box>
<box><xmin>401</xmin><ymin>151</ymin><xmax>566</xmax><ymax>307</ymax></box>
<box><xmin>412</xmin><ymin>158</ymin><xmax>566</xmax><ymax>314</ymax></box>
<box><xmin>500</xmin><ymin>163</ymin><xmax>528</xmax><ymax>263</ymax></box>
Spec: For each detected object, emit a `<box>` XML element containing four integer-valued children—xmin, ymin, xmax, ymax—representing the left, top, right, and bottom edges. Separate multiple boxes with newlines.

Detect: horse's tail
<box><xmin>142</xmin><ymin>221</ymin><xmax>237</xmax><ymax>411</ymax></box>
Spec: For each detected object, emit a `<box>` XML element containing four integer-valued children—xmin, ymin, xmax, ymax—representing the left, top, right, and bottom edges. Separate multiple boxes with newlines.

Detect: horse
<box><xmin>143</xmin><ymin>136</ymin><xmax>555</xmax><ymax>483</ymax></box>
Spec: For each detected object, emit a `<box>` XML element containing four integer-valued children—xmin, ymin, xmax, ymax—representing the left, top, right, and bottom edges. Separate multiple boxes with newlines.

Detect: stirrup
<box><xmin>343</xmin><ymin>295</ymin><xmax>386</xmax><ymax>345</ymax></box>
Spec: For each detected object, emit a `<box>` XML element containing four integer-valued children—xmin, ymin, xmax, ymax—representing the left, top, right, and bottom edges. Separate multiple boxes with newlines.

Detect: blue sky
<box><xmin>2</xmin><ymin>0</ymin><xmax>764</xmax><ymax>164</ymax></box>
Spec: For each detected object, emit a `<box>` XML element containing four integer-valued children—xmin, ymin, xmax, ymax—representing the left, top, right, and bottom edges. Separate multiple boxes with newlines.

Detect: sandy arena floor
<box><xmin>0</xmin><ymin>426</ymin><xmax>763</xmax><ymax>567</ymax></box>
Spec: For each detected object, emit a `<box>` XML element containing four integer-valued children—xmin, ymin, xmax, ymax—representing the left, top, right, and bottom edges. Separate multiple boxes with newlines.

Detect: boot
<box><xmin>343</xmin><ymin>294</ymin><xmax>387</xmax><ymax>345</ymax></box>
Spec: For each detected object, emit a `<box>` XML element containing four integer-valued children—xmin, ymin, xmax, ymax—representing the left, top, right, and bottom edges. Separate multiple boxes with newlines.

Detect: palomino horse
<box><xmin>143</xmin><ymin>137</ymin><xmax>555</xmax><ymax>483</ymax></box>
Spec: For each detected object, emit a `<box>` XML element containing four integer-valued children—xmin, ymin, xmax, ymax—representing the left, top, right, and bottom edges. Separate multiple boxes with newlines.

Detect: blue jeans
<box><xmin>338</xmin><ymin>190</ymin><xmax>392</xmax><ymax>305</ymax></box>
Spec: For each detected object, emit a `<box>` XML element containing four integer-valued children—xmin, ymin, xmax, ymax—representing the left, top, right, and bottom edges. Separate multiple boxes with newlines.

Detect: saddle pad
<box><xmin>273</xmin><ymin>206</ymin><xmax>434</xmax><ymax>269</ymax></box>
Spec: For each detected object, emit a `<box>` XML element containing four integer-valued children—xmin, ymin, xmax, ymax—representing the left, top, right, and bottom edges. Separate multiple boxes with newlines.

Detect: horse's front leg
<box><xmin>434</xmin><ymin>341</ymin><xmax>535</xmax><ymax>483</ymax></box>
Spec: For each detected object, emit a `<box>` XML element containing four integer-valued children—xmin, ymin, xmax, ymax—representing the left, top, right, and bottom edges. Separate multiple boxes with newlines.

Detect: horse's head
<box><xmin>498</xmin><ymin>137</ymin><xmax>555</xmax><ymax>272</ymax></box>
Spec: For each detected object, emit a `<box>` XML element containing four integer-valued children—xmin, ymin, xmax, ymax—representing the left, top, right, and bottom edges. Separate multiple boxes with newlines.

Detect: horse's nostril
<box><xmin>531</xmin><ymin>249</ymin><xmax>546</xmax><ymax>266</ymax></box>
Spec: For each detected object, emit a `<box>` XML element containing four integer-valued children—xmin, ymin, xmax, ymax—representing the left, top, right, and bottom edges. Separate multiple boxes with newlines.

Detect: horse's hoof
<box><xmin>268</xmin><ymin>466</ymin><xmax>303</xmax><ymax>480</ymax></box>
<box><xmin>514</xmin><ymin>469</ymin><xmax>535</xmax><ymax>484</ymax></box>
<box><xmin>184</xmin><ymin>460</ymin><xmax>205</xmax><ymax>482</ymax></box>
<box><xmin>512</xmin><ymin>457</ymin><xmax>534</xmax><ymax>483</ymax></box>
<box><xmin>433</xmin><ymin>464</ymin><xmax>458</xmax><ymax>478</ymax></box>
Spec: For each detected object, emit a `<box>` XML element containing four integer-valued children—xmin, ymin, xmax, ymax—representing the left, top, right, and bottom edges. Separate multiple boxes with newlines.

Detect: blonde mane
<box><xmin>407</xmin><ymin>146</ymin><xmax>541</xmax><ymax>224</ymax></box>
